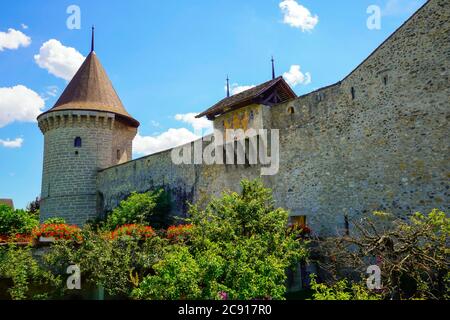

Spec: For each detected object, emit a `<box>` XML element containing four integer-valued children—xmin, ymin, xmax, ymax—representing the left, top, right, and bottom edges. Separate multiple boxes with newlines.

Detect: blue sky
<box><xmin>0</xmin><ymin>0</ymin><xmax>426</xmax><ymax>209</ymax></box>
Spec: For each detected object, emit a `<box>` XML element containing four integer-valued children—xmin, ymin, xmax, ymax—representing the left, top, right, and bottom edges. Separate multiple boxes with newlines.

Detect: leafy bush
<box><xmin>32</xmin><ymin>224</ymin><xmax>82</xmax><ymax>242</ymax></box>
<box><xmin>43</xmin><ymin>217</ymin><xmax>66</xmax><ymax>225</ymax></box>
<box><xmin>309</xmin><ymin>275</ymin><xmax>381</xmax><ymax>300</ymax></box>
<box><xmin>0</xmin><ymin>204</ymin><xmax>39</xmax><ymax>236</ymax></box>
<box><xmin>132</xmin><ymin>245</ymin><xmax>202</xmax><ymax>300</ymax></box>
<box><xmin>44</xmin><ymin>228</ymin><xmax>165</xmax><ymax>297</ymax></box>
<box><xmin>166</xmin><ymin>224</ymin><xmax>193</xmax><ymax>242</ymax></box>
<box><xmin>0</xmin><ymin>245</ymin><xmax>62</xmax><ymax>300</ymax></box>
<box><xmin>133</xmin><ymin>179</ymin><xmax>308</xmax><ymax>300</ymax></box>
<box><xmin>105</xmin><ymin>190</ymin><xmax>167</xmax><ymax>230</ymax></box>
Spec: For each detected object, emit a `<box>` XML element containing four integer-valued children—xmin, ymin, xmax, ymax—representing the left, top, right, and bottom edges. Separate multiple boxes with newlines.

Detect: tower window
<box><xmin>351</xmin><ymin>87</ymin><xmax>355</xmax><ymax>100</ymax></box>
<box><xmin>383</xmin><ymin>75</ymin><xmax>388</xmax><ymax>85</ymax></box>
<box><xmin>117</xmin><ymin>149</ymin><xmax>121</xmax><ymax>160</ymax></box>
<box><xmin>74</xmin><ymin>137</ymin><xmax>82</xmax><ymax>148</ymax></box>
<box><xmin>287</xmin><ymin>106</ymin><xmax>295</xmax><ymax>114</ymax></box>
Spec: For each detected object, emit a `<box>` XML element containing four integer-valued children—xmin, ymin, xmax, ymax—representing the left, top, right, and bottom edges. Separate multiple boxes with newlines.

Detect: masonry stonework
<box><xmin>96</xmin><ymin>0</ymin><xmax>449</xmax><ymax>234</ymax></box>
<box><xmin>38</xmin><ymin>111</ymin><xmax>136</xmax><ymax>225</ymax></box>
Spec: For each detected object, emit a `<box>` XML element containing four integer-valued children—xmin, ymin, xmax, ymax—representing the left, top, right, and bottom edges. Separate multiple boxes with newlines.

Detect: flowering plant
<box><xmin>166</xmin><ymin>224</ymin><xmax>193</xmax><ymax>242</ymax></box>
<box><xmin>110</xmin><ymin>224</ymin><xmax>155</xmax><ymax>240</ymax></box>
<box><xmin>32</xmin><ymin>224</ymin><xmax>82</xmax><ymax>242</ymax></box>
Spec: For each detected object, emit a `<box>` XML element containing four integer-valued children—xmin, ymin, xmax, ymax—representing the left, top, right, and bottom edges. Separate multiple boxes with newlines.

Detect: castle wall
<box><xmin>97</xmin><ymin>0</ymin><xmax>449</xmax><ymax>234</ymax></box>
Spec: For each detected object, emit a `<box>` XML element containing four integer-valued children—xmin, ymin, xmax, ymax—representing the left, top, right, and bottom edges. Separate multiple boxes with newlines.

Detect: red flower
<box><xmin>32</xmin><ymin>224</ymin><xmax>82</xmax><ymax>242</ymax></box>
<box><xmin>110</xmin><ymin>224</ymin><xmax>155</xmax><ymax>240</ymax></box>
<box><xmin>166</xmin><ymin>224</ymin><xmax>193</xmax><ymax>242</ymax></box>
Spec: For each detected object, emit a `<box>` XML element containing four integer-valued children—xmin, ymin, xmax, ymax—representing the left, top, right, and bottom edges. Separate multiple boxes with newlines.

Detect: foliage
<box><xmin>133</xmin><ymin>179</ymin><xmax>308</xmax><ymax>300</ymax></box>
<box><xmin>110</xmin><ymin>224</ymin><xmax>156</xmax><ymax>240</ymax></box>
<box><xmin>132</xmin><ymin>245</ymin><xmax>202</xmax><ymax>300</ymax></box>
<box><xmin>26</xmin><ymin>197</ymin><xmax>40</xmax><ymax>215</ymax></box>
<box><xmin>43</xmin><ymin>217</ymin><xmax>67</xmax><ymax>225</ymax></box>
<box><xmin>0</xmin><ymin>245</ymin><xmax>62</xmax><ymax>300</ymax></box>
<box><xmin>0</xmin><ymin>204</ymin><xmax>39</xmax><ymax>236</ymax></box>
<box><xmin>166</xmin><ymin>224</ymin><xmax>193</xmax><ymax>243</ymax></box>
<box><xmin>105</xmin><ymin>189</ymin><xmax>168</xmax><ymax>230</ymax></box>
<box><xmin>44</xmin><ymin>227</ymin><xmax>166</xmax><ymax>297</ymax></box>
<box><xmin>313</xmin><ymin>209</ymin><xmax>449</xmax><ymax>300</ymax></box>
<box><xmin>309</xmin><ymin>274</ymin><xmax>381</xmax><ymax>300</ymax></box>
<box><xmin>32</xmin><ymin>224</ymin><xmax>82</xmax><ymax>242</ymax></box>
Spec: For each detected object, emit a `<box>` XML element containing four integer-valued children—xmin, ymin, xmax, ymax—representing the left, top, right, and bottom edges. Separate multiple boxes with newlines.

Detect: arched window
<box><xmin>287</xmin><ymin>106</ymin><xmax>295</xmax><ymax>115</ymax></box>
<box><xmin>74</xmin><ymin>137</ymin><xmax>82</xmax><ymax>148</ymax></box>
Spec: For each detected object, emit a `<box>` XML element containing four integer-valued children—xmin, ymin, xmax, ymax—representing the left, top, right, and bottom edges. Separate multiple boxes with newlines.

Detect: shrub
<box><xmin>132</xmin><ymin>245</ymin><xmax>202</xmax><ymax>300</ymax></box>
<box><xmin>0</xmin><ymin>204</ymin><xmax>39</xmax><ymax>236</ymax></box>
<box><xmin>105</xmin><ymin>190</ymin><xmax>167</xmax><ymax>230</ymax></box>
<box><xmin>110</xmin><ymin>224</ymin><xmax>156</xmax><ymax>240</ymax></box>
<box><xmin>32</xmin><ymin>224</ymin><xmax>82</xmax><ymax>242</ymax></box>
<box><xmin>44</xmin><ymin>227</ymin><xmax>165</xmax><ymax>297</ymax></box>
<box><xmin>309</xmin><ymin>274</ymin><xmax>381</xmax><ymax>300</ymax></box>
<box><xmin>0</xmin><ymin>244</ymin><xmax>62</xmax><ymax>300</ymax></box>
<box><xmin>43</xmin><ymin>217</ymin><xmax>66</xmax><ymax>225</ymax></box>
<box><xmin>166</xmin><ymin>224</ymin><xmax>193</xmax><ymax>242</ymax></box>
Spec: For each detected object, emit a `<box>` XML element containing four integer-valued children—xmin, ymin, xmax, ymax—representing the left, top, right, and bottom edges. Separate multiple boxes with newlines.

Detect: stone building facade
<box><xmin>40</xmin><ymin>0</ymin><xmax>449</xmax><ymax>233</ymax></box>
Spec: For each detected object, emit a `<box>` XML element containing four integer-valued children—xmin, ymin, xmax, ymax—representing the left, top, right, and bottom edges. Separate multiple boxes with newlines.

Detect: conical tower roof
<box><xmin>39</xmin><ymin>51</ymin><xmax>139</xmax><ymax>127</ymax></box>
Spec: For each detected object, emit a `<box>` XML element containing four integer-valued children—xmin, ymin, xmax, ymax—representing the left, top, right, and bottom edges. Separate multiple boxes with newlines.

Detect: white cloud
<box><xmin>0</xmin><ymin>28</ymin><xmax>31</xmax><ymax>51</ymax></box>
<box><xmin>0</xmin><ymin>138</ymin><xmax>24</xmax><ymax>148</ymax></box>
<box><xmin>383</xmin><ymin>0</ymin><xmax>424</xmax><ymax>16</ymax></box>
<box><xmin>34</xmin><ymin>39</ymin><xmax>85</xmax><ymax>81</ymax></box>
<box><xmin>226</xmin><ymin>83</ymin><xmax>256</xmax><ymax>96</ymax></box>
<box><xmin>279</xmin><ymin>0</ymin><xmax>319</xmax><ymax>32</ymax></box>
<box><xmin>21</xmin><ymin>24</ymin><xmax>29</xmax><ymax>30</ymax></box>
<box><xmin>0</xmin><ymin>85</ymin><xmax>45</xmax><ymax>128</ymax></box>
<box><xmin>133</xmin><ymin>128</ymin><xmax>199</xmax><ymax>156</ymax></box>
<box><xmin>283</xmin><ymin>65</ymin><xmax>311</xmax><ymax>87</ymax></box>
<box><xmin>44</xmin><ymin>85</ymin><xmax>59</xmax><ymax>98</ymax></box>
<box><xmin>134</xmin><ymin>112</ymin><xmax>215</xmax><ymax>156</ymax></box>
<box><xmin>175</xmin><ymin>113</ymin><xmax>213</xmax><ymax>132</ymax></box>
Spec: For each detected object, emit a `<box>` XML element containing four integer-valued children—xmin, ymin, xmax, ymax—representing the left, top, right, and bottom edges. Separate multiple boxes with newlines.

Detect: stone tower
<box><xmin>37</xmin><ymin>37</ymin><xmax>139</xmax><ymax>225</ymax></box>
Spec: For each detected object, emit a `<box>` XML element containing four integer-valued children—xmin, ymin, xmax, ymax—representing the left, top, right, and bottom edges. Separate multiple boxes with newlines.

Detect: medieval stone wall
<box><xmin>97</xmin><ymin>0</ymin><xmax>449</xmax><ymax>234</ymax></box>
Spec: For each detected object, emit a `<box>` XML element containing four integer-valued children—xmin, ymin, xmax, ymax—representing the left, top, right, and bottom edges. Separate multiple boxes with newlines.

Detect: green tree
<box><xmin>0</xmin><ymin>204</ymin><xmax>39</xmax><ymax>236</ymax></box>
<box><xmin>105</xmin><ymin>189</ymin><xmax>169</xmax><ymax>230</ymax></box>
<box><xmin>133</xmin><ymin>179</ymin><xmax>308</xmax><ymax>300</ymax></box>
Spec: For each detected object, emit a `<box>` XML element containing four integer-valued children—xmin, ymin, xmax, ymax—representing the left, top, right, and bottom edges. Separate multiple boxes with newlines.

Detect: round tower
<box><xmin>37</xmin><ymin>33</ymin><xmax>139</xmax><ymax>225</ymax></box>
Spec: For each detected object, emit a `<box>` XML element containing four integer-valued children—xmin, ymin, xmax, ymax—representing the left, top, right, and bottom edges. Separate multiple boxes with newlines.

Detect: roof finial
<box><xmin>226</xmin><ymin>75</ymin><xmax>230</xmax><ymax>98</ymax></box>
<box><xmin>91</xmin><ymin>25</ymin><xmax>95</xmax><ymax>52</ymax></box>
<box><xmin>271</xmin><ymin>56</ymin><xmax>275</xmax><ymax>80</ymax></box>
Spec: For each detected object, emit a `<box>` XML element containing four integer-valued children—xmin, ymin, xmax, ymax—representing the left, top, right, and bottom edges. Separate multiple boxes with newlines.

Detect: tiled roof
<box><xmin>196</xmin><ymin>76</ymin><xmax>297</xmax><ymax>119</ymax></box>
<box><xmin>38</xmin><ymin>52</ymin><xmax>139</xmax><ymax>127</ymax></box>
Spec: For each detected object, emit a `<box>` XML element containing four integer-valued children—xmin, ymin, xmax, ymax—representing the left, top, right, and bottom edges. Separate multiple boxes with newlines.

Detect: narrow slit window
<box><xmin>74</xmin><ymin>137</ymin><xmax>82</xmax><ymax>148</ymax></box>
<box><xmin>351</xmin><ymin>87</ymin><xmax>355</xmax><ymax>100</ymax></box>
<box><xmin>117</xmin><ymin>149</ymin><xmax>121</xmax><ymax>160</ymax></box>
